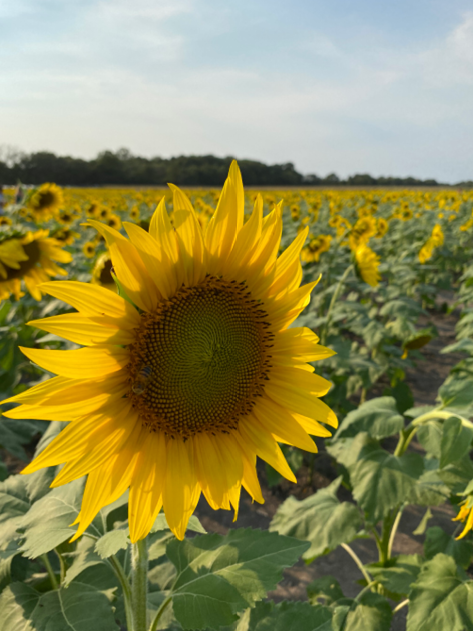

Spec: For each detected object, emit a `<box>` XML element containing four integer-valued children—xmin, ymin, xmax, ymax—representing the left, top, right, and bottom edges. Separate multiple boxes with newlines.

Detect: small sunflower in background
<box><xmin>0</xmin><ymin>230</ymin><xmax>72</xmax><ymax>300</ymax></box>
<box><xmin>301</xmin><ymin>234</ymin><xmax>332</xmax><ymax>263</ymax></box>
<box><xmin>3</xmin><ymin>161</ymin><xmax>336</xmax><ymax>543</ymax></box>
<box><xmin>27</xmin><ymin>183</ymin><xmax>64</xmax><ymax>222</ymax></box>
<box><xmin>375</xmin><ymin>218</ymin><xmax>388</xmax><ymax>238</ymax></box>
<box><xmin>82</xmin><ymin>241</ymin><xmax>96</xmax><ymax>258</ymax></box>
<box><xmin>354</xmin><ymin>243</ymin><xmax>380</xmax><ymax>287</ymax></box>
<box><xmin>91</xmin><ymin>251</ymin><xmax>116</xmax><ymax>291</ymax></box>
<box><xmin>96</xmin><ymin>206</ymin><xmax>111</xmax><ymax>222</ymax></box>
<box><xmin>53</xmin><ymin>228</ymin><xmax>79</xmax><ymax>246</ymax></box>
<box><xmin>57</xmin><ymin>209</ymin><xmax>76</xmax><ymax>225</ymax></box>
<box><xmin>85</xmin><ymin>202</ymin><xmax>100</xmax><ymax>218</ymax></box>
<box><xmin>0</xmin><ymin>216</ymin><xmax>12</xmax><ymax>227</ymax></box>
<box><xmin>349</xmin><ymin>216</ymin><xmax>377</xmax><ymax>249</ymax></box>
<box><xmin>107</xmin><ymin>214</ymin><xmax>121</xmax><ymax>230</ymax></box>
<box><xmin>129</xmin><ymin>205</ymin><xmax>140</xmax><ymax>222</ymax></box>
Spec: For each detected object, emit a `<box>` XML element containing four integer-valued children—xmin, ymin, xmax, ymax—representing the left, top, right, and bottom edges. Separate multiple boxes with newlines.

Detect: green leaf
<box><xmin>241</xmin><ymin>600</ymin><xmax>333</xmax><ymax>631</ymax></box>
<box><xmin>19</xmin><ymin>478</ymin><xmax>88</xmax><ymax>558</ymax></box>
<box><xmin>64</xmin><ymin>537</ymin><xmax>105</xmax><ymax>586</ymax></box>
<box><xmin>413</xmin><ymin>508</ymin><xmax>433</xmax><ymax>536</ymax></box>
<box><xmin>0</xmin><ymin>416</ymin><xmax>39</xmax><ymax>461</ymax></box>
<box><xmin>95</xmin><ymin>527</ymin><xmax>129</xmax><ymax>559</ymax></box>
<box><xmin>438</xmin><ymin>376</ymin><xmax>473</xmax><ymax>417</ymax></box>
<box><xmin>332</xmin><ymin>592</ymin><xmax>392</xmax><ymax>631</ymax></box>
<box><xmin>0</xmin><ymin>581</ymin><xmax>119</xmax><ymax>631</ymax></box>
<box><xmin>440</xmin><ymin>417</ymin><xmax>473</xmax><ymax>469</ymax></box>
<box><xmin>334</xmin><ymin>397</ymin><xmax>404</xmax><ymax>440</ymax></box>
<box><xmin>152</xmin><ymin>513</ymin><xmax>206</xmax><ymax>534</ymax></box>
<box><xmin>350</xmin><ymin>445</ymin><xmax>424</xmax><ymax>523</ymax></box>
<box><xmin>166</xmin><ymin>528</ymin><xmax>309</xmax><ymax>630</ymax></box>
<box><xmin>407</xmin><ymin>554</ymin><xmax>473</xmax><ymax>631</ymax></box>
<box><xmin>407</xmin><ymin>460</ymin><xmax>450</xmax><ymax>507</ymax></box>
<box><xmin>417</xmin><ymin>421</ymin><xmax>442</xmax><ymax>458</ymax></box>
<box><xmin>307</xmin><ymin>575</ymin><xmax>345</xmax><ymax>606</ymax></box>
<box><xmin>424</xmin><ymin>527</ymin><xmax>473</xmax><ymax>570</ymax></box>
<box><xmin>269</xmin><ymin>477</ymin><xmax>363</xmax><ymax>559</ymax></box>
<box><xmin>366</xmin><ymin>554</ymin><xmax>423</xmax><ymax>596</ymax></box>
<box><xmin>390</xmin><ymin>381</ymin><xmax>415</xmax><ymax>415</ymax></box>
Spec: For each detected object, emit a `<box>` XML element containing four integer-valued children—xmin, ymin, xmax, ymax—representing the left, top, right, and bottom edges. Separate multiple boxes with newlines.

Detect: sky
<box><xmin>1</xmin><ymin>0</ymin><xmax>473</xmax><ymax>182</ymax></box>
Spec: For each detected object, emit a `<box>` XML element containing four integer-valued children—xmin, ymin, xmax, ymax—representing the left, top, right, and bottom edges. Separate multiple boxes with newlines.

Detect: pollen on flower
<box><xmin>128</xmin><ymin>274</ymin><xmax>274</xmax><ymax>439</ymax></box>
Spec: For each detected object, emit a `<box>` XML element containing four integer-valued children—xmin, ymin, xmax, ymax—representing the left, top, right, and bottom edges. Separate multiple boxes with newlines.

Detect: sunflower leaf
<box><xmin>0</xmin><ymin>581</ymin><xmax>119</xmax><ymax>631</ymax></box>
<box><xmin>332</xmin><ymin>592</ymin><xmax>392</xmax><ymax>631</ymax></box>
<box><xmin>424</xmin><ymin>527</ymin><xmax>473</xmax><ymax>569</ymax></box>
<box><xmin>269</xmin><ymin>477</ymin><xmax>363</xmax><ymax>559</ymax></box>
<box><xmin>407</xmin><ymin>554</ymin><xmax>473</xmax><ymax>631</ymax></box>
<box><xmin>236</xmin><ymin>600</ymin><xmax>333</xmax><ymax>631</ymax></box>
<box><xmin>18</xmin><ymin>478</ymin><xmax>90</xmax><ymax>558</ymax></box>
<box><xmin>166</xmin><ymin>528</ymin><xmax>309</xmax><ymax>630</ymax></box>
<box><xmin>333</xmin><ymin>396</ymin><xmax>404</xmax><ymax>440</ymax></box>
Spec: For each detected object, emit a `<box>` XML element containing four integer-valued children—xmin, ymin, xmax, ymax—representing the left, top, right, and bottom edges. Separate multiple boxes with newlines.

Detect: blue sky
<box><xmin>1</xmin><ymin>0</ymin><xmax>473</xmax><ymax>181</ymax></box>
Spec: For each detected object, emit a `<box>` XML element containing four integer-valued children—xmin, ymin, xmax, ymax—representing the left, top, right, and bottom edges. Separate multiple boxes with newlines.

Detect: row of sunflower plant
<box><xmin>0</xmin><ymin>169</ymin><xmax>472</xmax><ymax>630</ymax></box>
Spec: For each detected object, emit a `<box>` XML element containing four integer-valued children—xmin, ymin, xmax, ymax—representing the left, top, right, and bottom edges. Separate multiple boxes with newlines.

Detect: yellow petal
<box><xmin>40</xmin><ymin>281</ymin><xmax>140</xmax><ymax>327</ymax></box>
<box><xmin>254</xmin><ymin>397</ymin><xmax>317</xmax><ymax>453</ymax></box>
<box><xmin>238</xmin><ymin>416</ymin><xmax>297</xmax><ymax>483</ymax></box>
<box><xmin>265</xmin><ymin>381</ymin><xmax>338</xmax><ymax>428</ymax></box>
<box><xmin>20</xmin><ymin>345</ymin><xmax>129</xmax><ymax>379</ymax></box>
<box><xmin>269</xmin><ymin>366</ymin><xmax>332</xmax><ymax>397</ymax></box>
<box><xmin>27</xmin><ymin>314</ymin><xmax>135</xmax><ymax>346</ymax></box>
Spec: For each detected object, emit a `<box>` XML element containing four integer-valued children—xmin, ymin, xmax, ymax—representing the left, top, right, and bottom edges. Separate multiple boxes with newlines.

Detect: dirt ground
<box><xmin>194</xmin><ymin>299</ymin><xmax>465</xmax><ymax>631</ymax></box>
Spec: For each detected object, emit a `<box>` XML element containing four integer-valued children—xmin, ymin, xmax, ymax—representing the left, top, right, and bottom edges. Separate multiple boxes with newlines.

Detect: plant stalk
<box><xmin>41</xmin><ymin>553</ymin><xmax>58</xmax><ymax>590</ymax></box>
<box><xmin>149</xmin><ymin>596</ymin><xmax>172</xmax><ymax>631</ymax></box>
<box><xmin>340</xmin><ymin>543</ymin><xmax>372</xmax><ymax>585</ymax></box>
<box><xmin>131</xmin><ymin>539</ymin><xmax>149</xmax><ymax>631</ymax></box>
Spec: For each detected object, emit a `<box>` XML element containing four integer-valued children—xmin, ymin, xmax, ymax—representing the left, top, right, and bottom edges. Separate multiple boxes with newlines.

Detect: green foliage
<box><xmin>270</xmin><ymin>478</ymin><xmax>363</xmax><ymax>559</ymax></box>
<box><xmin>333</xmin><ymin>397</ymin><xmax>404</xmax><ymax>440</ymax></box>
<box><xmin>407</xmin><ymin>554</ymin><xmax>473</xmax><ymax>631</ymax></box>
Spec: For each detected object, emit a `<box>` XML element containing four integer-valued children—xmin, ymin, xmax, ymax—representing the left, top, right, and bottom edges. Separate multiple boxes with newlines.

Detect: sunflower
<box><xmin>453</xmin><ymin>500</ymin><xmax>473</xmax><ymax>539</ymax></box>
<box><xmin>349</xmin><ymin>216</ymin><xmax>377</xmax><ymax>250</ymax></box>
<box><xmin>82</xmin><ymin>241</ymin><xmax>96</xmax><ymax>258</ymax></box>
<box><xmin>0</xmin><ymin>216</ymin><xmax>12</xmax><ymax>227</ymax></box>
<box><xmin>54</xmin><ymin>228</ymin><xmax>79</xmax><ymax>246</ymax></box>
<box><xmin>129</xmin><ymin>205</ymin><xmax>140</xmax><ymax>221</ymax></box>
<box><xmin>301</xmin><ymin>234</ymin><xmax>332</xmax><ymax>263</ymax></box>
<box><xmin>2</xmin><ymin>162</ymin><xmax>336</xmax><ymax>542</ymax></box>
<box><xmin>91</xmin><ymin>252</ymin><xmax>116</xmax><ymax>291</ymax></box>
<box><xmin>107</xmin><ymin>214</ymin><xmax>122</xmax><ymax>230</ymax></box>
<box><xmin>27</xmin><ymin>183</ymin><xmax>64</xmax><ymax>222</ymax></box>
<box><xmin>0</xmin><ymin>230</ymin><xmax>72</xmax><ymax>301</ymax></box>
<box><xmin>354</xmin><ymin>243</ymin><xmax>380</xmax><ymax>287</ymax></box>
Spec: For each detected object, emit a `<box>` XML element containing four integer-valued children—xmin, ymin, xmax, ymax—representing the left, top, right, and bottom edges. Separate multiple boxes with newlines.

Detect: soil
<box><xmin>193</xmin><ymin>296</ymin><xmax>465</xmax><ymax>631</ymax></box>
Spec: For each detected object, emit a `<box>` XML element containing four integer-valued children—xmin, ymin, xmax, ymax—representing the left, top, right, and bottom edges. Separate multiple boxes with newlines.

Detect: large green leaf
<box><xmin>424</xmin><ymin>527</ymin><xmax>473</xmax><ymax>570</ymax></box>
<box><xmin>0</xmin><ymin>581</ymin><xmax>119</xmax><ymax>631</ymax></box>
<box><xmin>366</xmin><ymin>554</ymin><xmax>423</xmax><ymax>596</ymax></box>
<box><xmin>440</xmin><ymin>417</ymin><xmax>473</xmax><ymax>469</ymax></box>
<box><xmin>166</xmin><ymin>528</ymin><xmax>309</xmax><ymax>630</ymax></box>
<box><xmin>332</xmin><ymin>592</ymin><xmax>392</xmax><ymax>631</ymax></box>
<box><xmin>269</xmin><ymin>477</ymin><xmax>363</xmax><ymax>559</ymax></box>
<box><xmin>407</xmin><ymin>554</ymin><xmax>473</xmax><ymax>631</ymax></box>
<box><xmin>350</xmin><ymin>445</ymin><xmax>424</xmax><ymax>523</ymax></box>
<box><xmin>438</xmin><ymin>376</ymin><xmax>473</xmax><ymax>417</ymax></box>
<box><xmin>333</xmin><ymin>397</ymin><xmax>404</xmax><ymax>440</ymax></box>
<box><xmin>19</xmin><ymin>478</ymin><xmax>87</xmax><ymax>558</ymax></box>
<box><xmin>407</xmin><ymin>460</ymin><xmax>450</xmax><ymax>506</ymax></box>
<box><xmin>238</xmin><ymin>600</ymin><xmax>333</xmax><ymax>631</ymax></box>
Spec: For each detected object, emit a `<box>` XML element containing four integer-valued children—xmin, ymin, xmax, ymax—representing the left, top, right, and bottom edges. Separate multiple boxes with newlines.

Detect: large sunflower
<box><xmin>28</xmin><ymin>183</ymin><xmax>64</xmax><ymax>222</ymax></box>
<box><xmin>2</xmin><ymin>162</ymin><xmax>336</xmax><ymax>542</ymax></box>
<box><xmin>0</xmin><ymin>230</ymin><xmax>72</xmax><ymax>301</ymax></box>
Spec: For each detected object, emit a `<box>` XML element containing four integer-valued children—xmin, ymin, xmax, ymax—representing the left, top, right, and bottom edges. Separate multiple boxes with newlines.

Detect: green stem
<box><xmin>321</xmin><ymin>264</ymin><xmax>353</xmax><ymax>345</ymax></box>
<box><xmin>412</xmin><ymin>408</ymin><xmax>473</xmax><ymax>429</ymax></box>
<box><xmin>54</xmin><ymin>549</ymin><xmax>67</xmax><ymax>584</ymax></box>
<box><xmin>378</xmin><ymin>510</ymin><xmax>396</xmax><ymax>565</ymax></box>
<box><xmin>108</xmin><ymin>556</ymin><xmax>134</xmax><ymax>631</ymax></box>
<box><xmin>393</xmin><ymin>598</ymin><xmax>409</xmax><ymax>613</ymax></box>
<box><xmin>394</xmin><ymin>427</ymin><xmax>417</xmax><ymax>457</ymax></box>
<box><xmin>340</xmin><ymin>543</ymin><xmax>372</xmax><ymax>585</ymax></box>
<box><xmin>388</xmin><ymin>506</ymin><xmax>404</xmax><ymax>560</ymax></box>
<box><xmin>131</xmin><ymin>539</ymin><xmax>149</xmax><ymax>631</ymax></box>
<box><xmin>41</xmin><ymin>553</ymin><xmax>58</xmax><ymax>590</ymax></box>
<box><xmin>148</xmin><ymin>596</ymin><xmax>172</xmax><ymax>631</ymax></box>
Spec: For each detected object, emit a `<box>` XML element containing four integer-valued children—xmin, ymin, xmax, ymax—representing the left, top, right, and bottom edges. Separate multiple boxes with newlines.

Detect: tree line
<box><xmin>0</xmin><ymin>147</ymin><xmax>464</xmax><ymax>187</ymax></box>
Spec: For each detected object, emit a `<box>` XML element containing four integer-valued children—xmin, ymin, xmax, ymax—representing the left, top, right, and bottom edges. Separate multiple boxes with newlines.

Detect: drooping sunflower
<box><xmin>27</xmin><ymin>183</ymin><xmax>64</xmax><ymax>222</ymax></box>
<box><xmin>301</xmin><ymin>234</ymin><xmax>332</xmax><ymax>263</ymax></box>
<box><xmin>2</xmin><ymin>162</ymin><xmax>336</xmax><ymax>542</ymax></box>
<box><xmin>354</xmin><ymin>243</ymin><xmax>380</xmax><ymax>287</ymax></box>
<box><xmin>0</xmin><ymin>230</ymin><xmax>72</xmax><ymax>301</ymax></box>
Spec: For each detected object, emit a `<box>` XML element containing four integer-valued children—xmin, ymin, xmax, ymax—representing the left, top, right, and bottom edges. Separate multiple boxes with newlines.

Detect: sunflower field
<box><xmin>1</xmin><ymin>167</ymin><xmax>473</xmax><ymax>631</ymax></box>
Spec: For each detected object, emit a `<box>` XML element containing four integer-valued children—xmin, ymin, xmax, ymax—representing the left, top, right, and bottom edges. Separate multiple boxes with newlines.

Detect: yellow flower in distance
<box><xmin>354</xmin><ymin>243</ymin><xmax>381</xmax><ymax>287</ymax></box>
<box><xmin>301</xmin><ymin>234</ymin><xmax>332</xmax><ymax>263</ymax></box>
<box><xmin>82</xmin><ymin>241</ymin><xmax>96</xmax><ymax>258</ymax></box>
<box><xmin>92</xmin><ymin>251</ymin><xmax>116</xmax><ymax>292</ymax></box>
<box><xmin>28</xmin><ymin>183</ymin><xmax>64</xmax><ymax>222</ymax></box>
<box><xmin>2</xmin><ymin>162</ymin><xmax>337</xmax><ymax>543</ymax></box>
<box><xmin>453</xmin><ymin>500</ymin><xmax>473</xmax><ymax>539</ymax></box>
<box><xmin>0</xmin><ymin>230</ymin><xmax>72</xmax><ymax>301</ymax></box>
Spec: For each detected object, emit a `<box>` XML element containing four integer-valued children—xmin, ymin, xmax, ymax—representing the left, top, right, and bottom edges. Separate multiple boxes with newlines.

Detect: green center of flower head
<box><xmin>128</xmin><ymin>275</ymin><xmax>274</xmax><ymax>439</ymax></box>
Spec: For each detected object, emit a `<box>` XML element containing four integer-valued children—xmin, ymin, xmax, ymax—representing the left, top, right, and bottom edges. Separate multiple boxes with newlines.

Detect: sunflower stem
<box><xmin>131</xmin><ymin>539</ymin><xmax>149</xmax><ymax>631</ymax></box>
<box><xmin>41</xmin><ymin>553</ymin><xmax>58</xmax><ymax>590</ymax></box>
